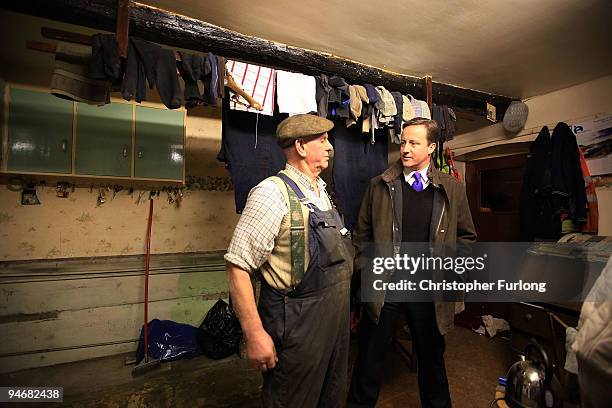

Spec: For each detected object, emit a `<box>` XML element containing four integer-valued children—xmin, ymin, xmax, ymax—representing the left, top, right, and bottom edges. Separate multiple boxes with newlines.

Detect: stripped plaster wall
<box><xmin>0</xmin><ymin>102</ymin><xmax>238</xmax><ymax>261</ymax></box>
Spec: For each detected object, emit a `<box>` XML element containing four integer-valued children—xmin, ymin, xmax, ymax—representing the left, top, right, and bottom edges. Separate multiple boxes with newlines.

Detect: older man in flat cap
<box><xmin>225</xmin><ymin>114</ymin><xmax>354</xmax><ymax>407</ymax></box>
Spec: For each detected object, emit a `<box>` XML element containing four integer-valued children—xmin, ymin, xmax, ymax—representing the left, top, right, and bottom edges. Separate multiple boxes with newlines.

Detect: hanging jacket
<box><xmin>354</xmin><ymin>161</ymin><xmax>476</xmax><ymax>333</ymax></box>
<box><xmin>520</xmin><ymin>126</ymin><xmax>557</xmax><ymax>240</ymax></box>
<box><xmin>520</xmin><ymin>123</ymin><xmax>588</xmax><ymax>240</ymax></box>
<box><xmin>551</xmin><ymin>122</ymin><xmax>588</xmax><ymax>226</ymax></box>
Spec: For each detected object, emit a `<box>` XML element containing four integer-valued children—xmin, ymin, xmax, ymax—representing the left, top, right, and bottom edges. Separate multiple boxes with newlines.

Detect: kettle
<box><xmin>505</xmin><ymin>341</ymin><xmax>562</xmax><ymax>408</ymax></box>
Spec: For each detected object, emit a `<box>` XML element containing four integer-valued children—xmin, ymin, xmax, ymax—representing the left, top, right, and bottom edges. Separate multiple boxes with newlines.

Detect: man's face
<box><xmin>400</xmin><ymin>125</ymin><xmax>436</xmax><ymax>171</ymax></box>
<box><xmin>301</xmin><ymin>132</ymin><xmax>333</xmax><ymax>175</ymax></box>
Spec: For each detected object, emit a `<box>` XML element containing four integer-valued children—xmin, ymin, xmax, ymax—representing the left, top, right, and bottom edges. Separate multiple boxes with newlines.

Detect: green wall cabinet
<box><xmin>75</xmin><ymin>102</ymin><xmax>132</xmax><ymax>177</ymax></box>
<box><xmin>7</xmin><ymin>88</ymin><xmax>73</xmax><ymax>174</ymax></box>
<box><xmin>3</xmin><ymin>88</ymin><xmax>185</xmax><ymax>182</ymax></box>
<box><xmin>135</xmin><ymin>106</ymin><xmax>184</xmax><ymax>181</ymax></box>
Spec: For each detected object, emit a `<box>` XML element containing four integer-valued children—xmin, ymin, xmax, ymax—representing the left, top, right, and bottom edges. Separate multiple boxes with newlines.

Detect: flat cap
<box><xmin>276</xmin><ymin>114</ymin><xmax>334</xmax><ymax>148</ymax></box>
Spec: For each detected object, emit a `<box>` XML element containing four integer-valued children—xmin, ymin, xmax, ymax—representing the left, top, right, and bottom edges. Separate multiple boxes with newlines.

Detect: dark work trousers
<box><xmin>121</xmin><ymin>37</ymin><xmax>160</xmax><ymax>103</ymax></box>
<box><xmin>259</xmin><ymin>174</ymin><xmax>354</xmax><ymax>408</ymax></box>
<box><xmin>348</xmin><ymin>302</ymin><xmax>452</xmax><ymax>408</ymax></box>
<box><xmin>331</xmin><ymin>121</ymin><xmax>388</xmax><ymax>231</ymax></box>
<box><xmin>156</xmin><ymin>48</ymin><xmax>182</xmax><ymax>109</ymax></box>
<box><xmin>218</xmin><ymin>93</ymin><xmax>287</xmax><ymax>213</ymax></box>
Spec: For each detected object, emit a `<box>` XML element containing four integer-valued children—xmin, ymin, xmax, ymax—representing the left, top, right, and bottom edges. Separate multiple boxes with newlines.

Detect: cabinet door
<box><xmin>134</xmin><ymin>106</ymin><xmax>184</xmax><ymax>180</ymax></box>
<box><xmin>7</xmin><ymin>88</ymin><xmax>73</xmax><ymax>173</ymax></box>
<box><xmin>75</xmin><ymin>102</ymin><xmax>132</xmax><ymax>177</ymax></box>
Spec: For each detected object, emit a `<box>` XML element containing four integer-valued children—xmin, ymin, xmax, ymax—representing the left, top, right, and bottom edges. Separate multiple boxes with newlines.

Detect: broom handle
<box><xmin>144</xmin><ymin>198</ymin><xmax>154</xmax><ymax>358</ymax></box>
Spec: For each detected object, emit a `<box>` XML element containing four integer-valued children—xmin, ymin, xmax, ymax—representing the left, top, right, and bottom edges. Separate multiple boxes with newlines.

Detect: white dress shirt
<box><xmin>403</xmin><ymin>165</ymin><xmax>430</xmax><ymax>189</ymax></box>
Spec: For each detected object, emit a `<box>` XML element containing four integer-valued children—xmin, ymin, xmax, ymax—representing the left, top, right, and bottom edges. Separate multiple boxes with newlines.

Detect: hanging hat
<box><xmin>503</xmin><ymin>101</ymin><xmax>529</xmax><ymax>133</ymax></box>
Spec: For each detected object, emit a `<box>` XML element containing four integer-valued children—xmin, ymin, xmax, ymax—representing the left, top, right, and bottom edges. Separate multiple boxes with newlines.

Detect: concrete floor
<box><xmin>376</xmin><ymin>326</ymin><xmax>513</xmax><ymax>407</ymax></box>
<box><xmin>0</xmin><ymin>327</ymin><xmax>513</xmax><ymax>407</ymax></box>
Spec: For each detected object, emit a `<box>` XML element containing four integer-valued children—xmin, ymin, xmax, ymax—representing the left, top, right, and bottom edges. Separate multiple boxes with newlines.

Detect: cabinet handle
<box><xmin>525</xmin><ymin>313</ymin><xmax>533</xmax><ymax>321</ymax></box>
<box><xmin>123</xmin><ymin>147</ymin><xmax>128</xmax><ymax>158</ymax></box>
<box><xmin>137</xmin><ymin>148</ymin><xmax>143</xmax><ymax>159</ymax></box>
<box><xmin>61</xmin><ymin>140</ymin><xmax>68</xmax><ymax>152</ymax></box>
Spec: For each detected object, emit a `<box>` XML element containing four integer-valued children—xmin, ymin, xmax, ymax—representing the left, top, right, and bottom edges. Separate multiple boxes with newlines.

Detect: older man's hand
<box><xmin>246</xmin><ymin>328</ymin><xmax>278</xmax><ymax>372</ymax></box>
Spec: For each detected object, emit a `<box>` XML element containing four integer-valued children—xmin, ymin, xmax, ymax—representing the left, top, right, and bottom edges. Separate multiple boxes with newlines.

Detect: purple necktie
<box><xmin>412</xmin><ymin>172</ymin><xmax>424</xmax><ymax>192</ymax></box>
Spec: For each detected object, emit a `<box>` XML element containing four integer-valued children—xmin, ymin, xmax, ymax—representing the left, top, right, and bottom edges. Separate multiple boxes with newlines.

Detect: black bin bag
<box><xmin>198</xmin><ymin>298</ymin><xmax>243</xmax><ymax>359</ymax></box>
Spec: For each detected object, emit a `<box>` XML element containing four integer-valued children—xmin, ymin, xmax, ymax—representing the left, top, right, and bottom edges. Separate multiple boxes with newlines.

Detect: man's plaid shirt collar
<box><xmin>284</xmin><ymin>163</ymin><xmax>327</xmax><ymax>195</ymax></box>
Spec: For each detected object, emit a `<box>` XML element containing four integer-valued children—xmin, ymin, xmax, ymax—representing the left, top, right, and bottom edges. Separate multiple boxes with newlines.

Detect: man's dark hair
<box><xmin>402</xmin><ymin>118</ymin><xmax>440</xmax><ymax>145</ymax></box>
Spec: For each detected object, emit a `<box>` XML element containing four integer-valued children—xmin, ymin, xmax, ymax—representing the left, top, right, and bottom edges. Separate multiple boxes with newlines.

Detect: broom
<box><xmin>132</xmin><ymin>196</ymin><xmax>161</xmax><ymax>376</ymax></box>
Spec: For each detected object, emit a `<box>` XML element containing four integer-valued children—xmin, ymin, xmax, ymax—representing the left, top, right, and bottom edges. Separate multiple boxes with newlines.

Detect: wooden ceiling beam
<box><xmin>3</xmin><ymin>0</ymin><xmax>515</xmax><ymax>119</ymax></box>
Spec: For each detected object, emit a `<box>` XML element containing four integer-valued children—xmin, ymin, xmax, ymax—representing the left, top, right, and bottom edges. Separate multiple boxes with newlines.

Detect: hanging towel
<box><xmin>374</xmin><ymin>86</ymin><xmax>396</xmax><ymax>126</ymax></box>
<box><xmin>226</xmin><ymin>60</ymin><xmax>275</xmax><ymax>116</ymax></box>
<box><xmin>361</xmin><ymin>84</ymin><xmax>379</xmax><ymax>134</ymax></box>
<box><xmin>346</xmin><ymin>85</ymin><xmax>363</xmax><ymax>128</ymax></box>
<box><xmin>401</xmin><ymin>95</ymin><xmax>416</xmax><ymax>122</ymax></box>
<box><xmin>406</xmin><ymin>94</ymin><xmax>431</xmax><ymax>119</ymax></box>
<box><xmin>354</xmin><ymin>85</ymin><xmax>369</xmax><ymax>106</ymax></box>
<box><xmin>419</xmin><ymin>99</ymin><xmax>431</xmax><ymax>119</ymax></box>
<box><xmin>276</xmin><ymin>70</ymin><xmax>317</xmax><ymax>115</ymax></box>
<box><xmin>51</xmin><ymin>42</ymin><xmax>110</xmax><ymax>106</ymax></box>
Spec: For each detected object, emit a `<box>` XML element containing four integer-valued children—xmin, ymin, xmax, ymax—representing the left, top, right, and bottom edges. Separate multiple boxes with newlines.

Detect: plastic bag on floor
<box><xmin>197</xmin><ymin>298</ymin><xmax>243</xmax><ymax>359</ymax></box>
<box><xmin>136</xmin><ymin>319</ymin><xmax>202</xmax><ymax>363</ymax></box>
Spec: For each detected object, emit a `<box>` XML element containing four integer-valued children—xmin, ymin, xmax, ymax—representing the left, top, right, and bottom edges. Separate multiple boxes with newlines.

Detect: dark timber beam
<box><xmin>2</xmin><ymin>0</ymin><xmax>514</xmax><ymax>119</ymax></box>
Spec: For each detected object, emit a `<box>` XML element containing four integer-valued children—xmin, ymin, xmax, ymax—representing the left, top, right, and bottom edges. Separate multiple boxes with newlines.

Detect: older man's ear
<box><xmin>294</xmin><ymin>139</ymin><xmax>308</xmax><ymax>158</ymax></box>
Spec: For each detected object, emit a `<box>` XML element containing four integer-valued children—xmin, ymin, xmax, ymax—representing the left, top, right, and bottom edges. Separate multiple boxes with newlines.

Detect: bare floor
<box><xmin>376</xmin><ymin>327</ymin><xmax>513</xmax><ymax>407</ymax></box>
<box><xmin>0</xmin><ymin>327</ymin><xmax>513</xmax><ymax>407</ymax></box>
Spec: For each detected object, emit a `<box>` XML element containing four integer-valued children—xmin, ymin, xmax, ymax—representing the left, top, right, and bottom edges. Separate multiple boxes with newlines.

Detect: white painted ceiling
<box><xmin>139</xmin><ymin>0</ymin><xmax>612</xmax><ymax>99</ymax></box>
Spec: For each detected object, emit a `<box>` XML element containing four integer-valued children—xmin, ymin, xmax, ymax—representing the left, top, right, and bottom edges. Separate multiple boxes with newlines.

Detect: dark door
<box><xmin>464</xmin><ymin>154</ymin><xmax>528</xmax><ymax>321</ymax></box>
<box><xmin>466</xmin><ymin>154</ymin><xmax>528</xmax><ymax>242</ymax></box>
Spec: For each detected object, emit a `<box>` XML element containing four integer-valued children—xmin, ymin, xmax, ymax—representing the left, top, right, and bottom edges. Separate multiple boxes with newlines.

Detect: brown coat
<box><xmin>354</xmin><ymin>160</ymin><xmax>477</xmax><ymax>335</ymax></box>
